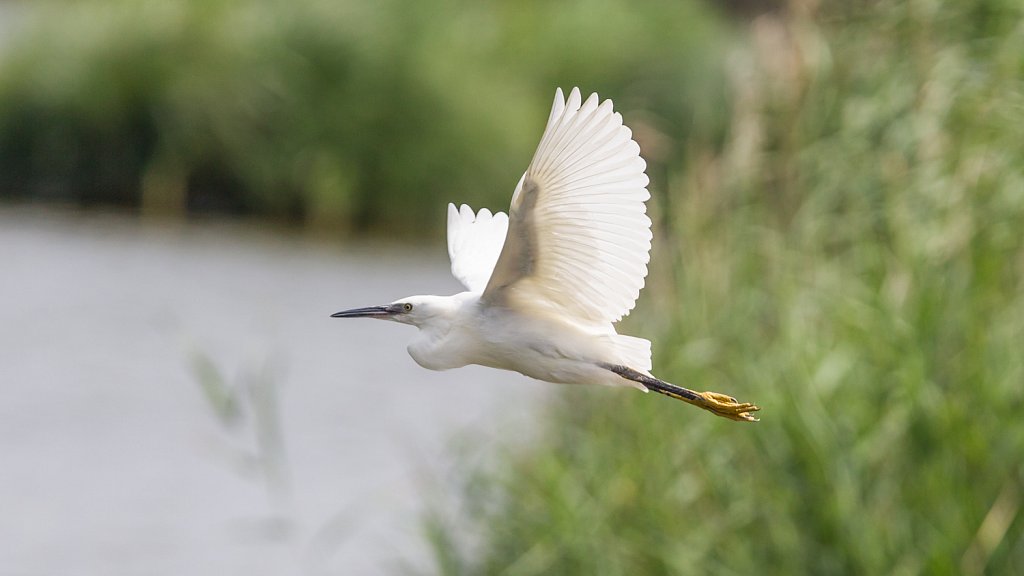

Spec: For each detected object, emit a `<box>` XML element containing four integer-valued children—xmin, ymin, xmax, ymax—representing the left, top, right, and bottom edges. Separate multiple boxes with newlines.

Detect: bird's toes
<box><xmin>702</xmin><ymin>391</ymin><xmax>738</xmax><ymax>404</ymax></box>
<box><xmin>721</xmin><ymin>403</ymin><xmax>760</xmax><ymax>422</ymax></box>
<box><xmin>698</xmin><ymin>391</ymin><xmax>761</xmax><ymax>422</ymax></box>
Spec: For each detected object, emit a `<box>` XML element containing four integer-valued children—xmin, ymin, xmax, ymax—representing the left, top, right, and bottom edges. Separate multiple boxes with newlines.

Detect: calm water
<box><xmin>0</xmin><ymin>208</ymin><xmax>547</xmax><ymax>575</ymax></box>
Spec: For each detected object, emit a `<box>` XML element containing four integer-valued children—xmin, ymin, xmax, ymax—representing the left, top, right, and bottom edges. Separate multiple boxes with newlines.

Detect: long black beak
<box><xmin>330</xmin><ymin>305</ymin><xmax>394</xmax><ymax>319</ymax></box>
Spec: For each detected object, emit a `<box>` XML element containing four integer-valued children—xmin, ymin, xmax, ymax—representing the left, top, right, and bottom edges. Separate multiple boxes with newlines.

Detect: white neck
<box><xmin>402</xmin><ymin>292</ymin><xmax>479</xmax><ymax>370</ymax></box>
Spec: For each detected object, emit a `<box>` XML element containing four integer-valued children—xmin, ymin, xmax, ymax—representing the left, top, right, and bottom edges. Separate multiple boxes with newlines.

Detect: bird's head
<box><xmin>331</xmin><ymin>294</ymin><xmax>457</xmax><ymax>328</ymax></box>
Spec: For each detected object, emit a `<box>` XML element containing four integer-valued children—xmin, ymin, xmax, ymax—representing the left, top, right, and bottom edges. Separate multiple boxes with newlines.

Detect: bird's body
<box><xmin>398</xmin><ymin>292</ymin><xmax>642</xmax><ymax>389</ymax></box>
<box><xmin>334</xmin><ymin>88</ymin><xmax>758</xmax><ymax>421</ymax></box>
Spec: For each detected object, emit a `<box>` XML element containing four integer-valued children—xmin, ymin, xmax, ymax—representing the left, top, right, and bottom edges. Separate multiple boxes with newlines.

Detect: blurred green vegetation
<box><xmin>426</xmin><ymin>1</ymin><xmax>1024</xmax><ymax>574</ymax></box>
<box><xmin>0</xmin><ymin>0</ymin><xmax>727</xmax><ymax>236</ymax></box>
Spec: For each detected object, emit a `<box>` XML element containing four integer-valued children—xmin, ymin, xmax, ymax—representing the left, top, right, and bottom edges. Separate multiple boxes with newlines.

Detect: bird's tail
<box><xmin>611</xmin><ymin>334</ymin><xmax>652</xmax><ymax>373</ymax></box>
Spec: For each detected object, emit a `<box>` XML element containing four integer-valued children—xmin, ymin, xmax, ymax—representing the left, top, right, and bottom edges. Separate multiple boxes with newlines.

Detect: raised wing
<box><xmin>446</xmin><ymin>203</ymin><xmax>509</xmax><ymax>292</ymax></box>
<box><xmin>483</xmin><ymin>87</ymin><xmax>652</xmax><ymax>325</ymax></box>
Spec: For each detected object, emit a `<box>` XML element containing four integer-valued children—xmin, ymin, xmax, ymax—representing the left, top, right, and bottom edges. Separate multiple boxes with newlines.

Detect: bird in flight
<box><xmin>333</xmin><ymin>88</ymin><xmax>759</xmax><ymax>422</ymax></box>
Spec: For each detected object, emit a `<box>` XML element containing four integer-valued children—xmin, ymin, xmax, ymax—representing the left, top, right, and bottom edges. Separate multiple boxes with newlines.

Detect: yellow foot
<box><xmin>696</xmin><ymin>391</ymin><xmax>760</xmax><ymax>422</ymax></box>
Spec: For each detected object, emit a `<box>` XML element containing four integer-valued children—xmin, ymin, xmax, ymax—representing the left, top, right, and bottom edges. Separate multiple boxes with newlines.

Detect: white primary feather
<box><xmin>484</xmin><ymin>87</ymin><xmax>652</xmax><ymax>326</ymax></box>
<box><xmin>447</xmin><ymin>203</ymin><xmax>509</xmax><ymax>292</ymax></box>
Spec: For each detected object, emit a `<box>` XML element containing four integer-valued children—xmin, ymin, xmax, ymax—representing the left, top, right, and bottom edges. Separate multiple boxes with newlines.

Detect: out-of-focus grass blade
<box><xmin>190</xmin><ymin>350</ymin><xmax>241</xmax><ymax>429</ymax></box>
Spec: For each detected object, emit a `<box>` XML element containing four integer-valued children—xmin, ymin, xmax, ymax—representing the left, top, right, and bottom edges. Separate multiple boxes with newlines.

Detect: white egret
<box><xmin>333</xmin><ymin>88</ymin><xmax>759</xmax><ymax>422</ymax></box>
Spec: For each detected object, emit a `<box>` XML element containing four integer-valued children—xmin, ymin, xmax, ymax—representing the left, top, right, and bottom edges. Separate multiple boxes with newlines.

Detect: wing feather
<box><xmin>484</xmin><ymin>87</ymin><xmax>652</xmax><ymax>325</ymax></box>
<box><xmin>446</xmin><ymin>203</ymin><xmax>508</xmax><ymax>292</ymax></box>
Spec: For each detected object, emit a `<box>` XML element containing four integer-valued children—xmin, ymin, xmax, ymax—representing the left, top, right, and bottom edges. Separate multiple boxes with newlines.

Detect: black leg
<box><xmin>600</xmin><ymin>363</ymin><xmax>704</xmax><ymax>402</ymax></box>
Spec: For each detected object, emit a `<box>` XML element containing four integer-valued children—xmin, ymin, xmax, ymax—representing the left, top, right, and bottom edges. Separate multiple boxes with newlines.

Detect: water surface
<box><xmin>0</xmin><ymin>208</ymin><xmax>547</xmax><ymax>575</ymax></box>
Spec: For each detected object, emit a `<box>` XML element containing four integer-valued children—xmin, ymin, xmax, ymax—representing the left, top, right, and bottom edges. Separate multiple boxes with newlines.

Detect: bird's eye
<box><xmin>403</xmin><ymin>303</ymin><xmax>413</xmax><ymax>312</ymax></box>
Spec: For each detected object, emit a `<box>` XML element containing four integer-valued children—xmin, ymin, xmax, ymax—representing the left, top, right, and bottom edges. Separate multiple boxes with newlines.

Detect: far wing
<box><xmin>483</xmin><ymin>88</ymin><xmax>652</xmax><ymax>325</ymax></box>
<box><xmin>446</xmin><ymin>203</ymin><xmax>509</xmax><ymax>292</ymax></box>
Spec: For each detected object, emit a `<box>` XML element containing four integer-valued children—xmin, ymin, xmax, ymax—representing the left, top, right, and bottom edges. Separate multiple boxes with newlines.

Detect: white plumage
<box><xmin>447</xmin><ymin>203</ymin><xmax>508</xmax><ymax>293</ymax></box>
<box><xmin>333</xmin><ymin>88</ymin><xmax>759</xmax><ymax>422</ymax></box>
<box><xmin>484</xmin><ymin>88</ymin><xmax>652</xmax><ymax>325</ymax></box>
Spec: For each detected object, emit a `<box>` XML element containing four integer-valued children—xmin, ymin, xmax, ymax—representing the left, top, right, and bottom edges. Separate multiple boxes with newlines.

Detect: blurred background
<box><xmin>1</xmin><ymin>0</ymin><xmax>1022</xmax><ymax>574</ymax></box>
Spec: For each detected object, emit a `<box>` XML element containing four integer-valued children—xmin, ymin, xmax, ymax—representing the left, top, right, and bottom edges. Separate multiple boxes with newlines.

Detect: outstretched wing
<box><xmin>446</xmin><ymin>203</ymin><xmax>509</xmax><ymax>292</ymax></box>
<box><xmin>483</xmin><ymin>87</ymin><xmax>652</xmax><ymax>325</ymax></box>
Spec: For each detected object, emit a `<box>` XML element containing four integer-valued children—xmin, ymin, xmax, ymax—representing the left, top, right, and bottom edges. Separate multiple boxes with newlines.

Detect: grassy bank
<box><xmin>427</xmin><ymin>2</ymin><xmax>1024</xmax><ymax>574</ymax></box>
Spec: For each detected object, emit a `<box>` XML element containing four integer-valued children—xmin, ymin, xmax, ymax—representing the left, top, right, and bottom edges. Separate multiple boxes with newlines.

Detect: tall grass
<box><xmin>0</xmin><ymin>0</ymin><xmax>727</xmax><ymax>236</ymax></box>
<box><xmin>427</xmin><ymin>2</ymin><xmax>1024</xmax><ymax>574</ymax></box>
